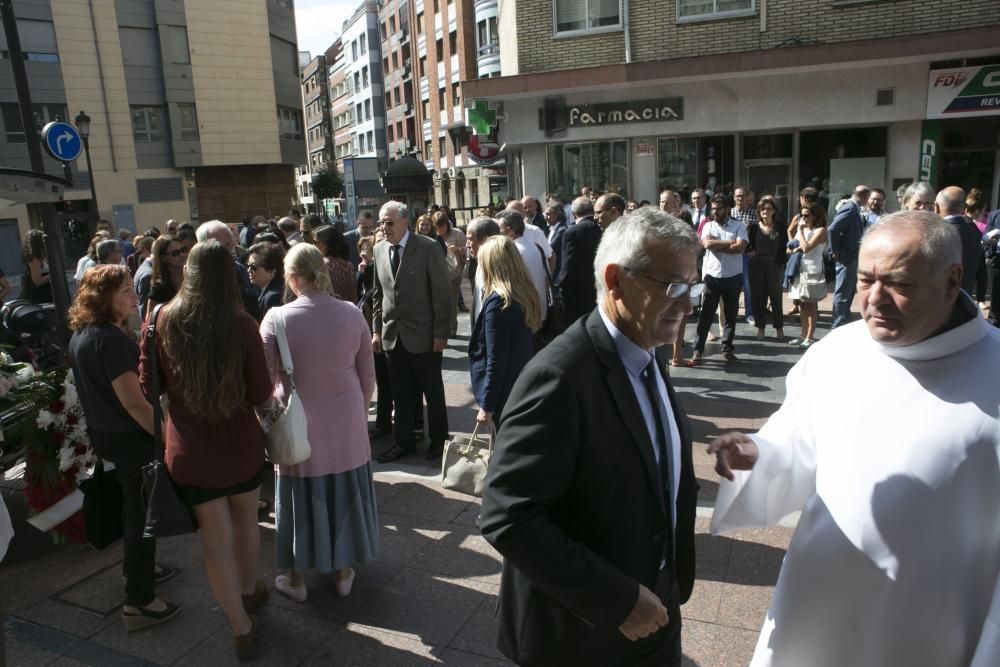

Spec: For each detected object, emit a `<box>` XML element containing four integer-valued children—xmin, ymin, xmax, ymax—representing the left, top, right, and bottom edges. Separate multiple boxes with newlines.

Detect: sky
<box><xmin>294</xmin><ymin>0</ymin><xmax>358</xmax><ymax>61</ymax></box>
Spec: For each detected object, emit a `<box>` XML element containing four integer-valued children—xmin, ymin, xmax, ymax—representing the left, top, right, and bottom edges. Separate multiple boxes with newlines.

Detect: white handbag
<box><xmin>440</xmin><ymin>422</ymin><xmax>492</xmax><ymax>498</ymax></box>
<box><xmin>261</xmin><ymin>309</ymin><xmax>312</xmax><ymax>466</ymax></box>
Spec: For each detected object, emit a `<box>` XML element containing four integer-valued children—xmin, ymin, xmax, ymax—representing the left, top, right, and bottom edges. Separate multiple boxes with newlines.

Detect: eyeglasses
<box><xmin>621</xmin><ymin>267</ymin><xmax>705</xmax><ymax>299</ymax></box>
<box><xmin>163</xmin><ymin>247</ymin><xmax>188</xmax><ymax>257</ymax></box>
<box><xmin>247</xmin><ymin>264</ymin><xmax>261</xmax><ymax>272</ymax></box>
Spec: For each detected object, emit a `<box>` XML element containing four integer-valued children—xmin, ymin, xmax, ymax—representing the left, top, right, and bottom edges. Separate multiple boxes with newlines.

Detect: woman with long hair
<box><xmin>313</xmin><ymin>224</ymin><xmax>357</xmax><ymax>301</ymax></box>
<box><xmin>139</xmin><ymin>240</ymin><xmax>272</xmax><ymax>661</ymax></box>
<box><xmin>68</xmin><ymin>265</ymin><xmax>180</xmax><ymax>632</ymax></box>
<box><xmin>262</xmin><ymin>243</ymin><xmax>378</xmax><ymax>603</ymax></box>
<box><xmin>21</xmin><ymin>229</ymin><xmax>53</xmax><ymax>303</ymax></box>
<box><xmin>787</xmin><ymin>203</ymin><xmax>828</xmax><ymax>349</ymax></box>
<box><xmin>786</xmin><ymin>187</ymin><xmax>820</xmax><ymax>316</ymax></box>
<box><xmin>748</xmin><ymin>196</ymin><xmax>788</xmax><ymax>340</ymax></box>
<box><xmin>469</xmin><ymin>236</ymin><xmax>542</xmax><ymax>429</ymax></box>
<box><xmin>142</xmin><ymin>235</ymin><xmax>187</xmax><ymax>319</ymax></box>
<box><xmin>246</xmin><ymin>241</ymin><xmax>286</xmax><ymax>318</ymax></box>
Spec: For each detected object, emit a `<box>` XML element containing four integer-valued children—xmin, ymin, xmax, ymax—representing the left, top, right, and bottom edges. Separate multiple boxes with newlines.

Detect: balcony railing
<box><xmin>477</xmin><ymin>42</ymin><xmax>499</xmax><ymax>57</ymax></box>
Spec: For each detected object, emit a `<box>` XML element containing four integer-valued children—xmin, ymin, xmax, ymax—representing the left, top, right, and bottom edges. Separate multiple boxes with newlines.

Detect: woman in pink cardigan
<box><xmin>260</xmin><ymin>243</ymin><xmax>378</xmax><ymax>601</ymax></box>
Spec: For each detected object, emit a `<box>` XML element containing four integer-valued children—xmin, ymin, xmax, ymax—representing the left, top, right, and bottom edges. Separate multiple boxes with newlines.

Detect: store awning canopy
<box><xmin>0</xmin><ymin>168</ymin><xmax>69</xmax><ymax>207</ymax></box>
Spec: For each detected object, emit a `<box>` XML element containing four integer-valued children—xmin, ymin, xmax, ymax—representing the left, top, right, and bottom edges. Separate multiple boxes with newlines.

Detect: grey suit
<box><xmin>372</xmin><ymin>232</ymin><xmax>452</xmax><ymax>448</ymax></box>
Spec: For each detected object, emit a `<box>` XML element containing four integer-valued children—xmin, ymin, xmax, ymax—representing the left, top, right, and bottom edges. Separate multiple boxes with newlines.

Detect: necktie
<box><xmin>390</xmin><ymin>244</ymin><xmax>401</xmax><ymax>277</ymax></box>
<box><xmin>642</xmin><ymin>359</ymin><xmax>674</xmax><ymax>525</ymax></box>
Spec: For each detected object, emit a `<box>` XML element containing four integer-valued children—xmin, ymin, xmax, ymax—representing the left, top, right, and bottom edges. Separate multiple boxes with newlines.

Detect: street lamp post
<box><xmin>74</xmin><ymin>110</ymin><xmax>99</xmax><ymax>228</ymax></box>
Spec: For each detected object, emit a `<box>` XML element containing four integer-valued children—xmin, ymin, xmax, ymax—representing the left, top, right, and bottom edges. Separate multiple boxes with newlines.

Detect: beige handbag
<box><xmin>440</xmin><ymin>423</ymin><xmax>492</xmax><ymax>498</ymax></box>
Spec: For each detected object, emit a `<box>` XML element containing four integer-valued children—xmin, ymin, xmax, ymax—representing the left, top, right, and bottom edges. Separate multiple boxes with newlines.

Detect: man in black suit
<box><xmin>557</xmin><ymin>195</ymin><xmax>622</xmax><ymax>324</ymax></box>
<box><xmin>521</xmin><ymin>195</ymin><xmax>549</xmax><ymax>236</ymax></box>
<box><xmin>935</xmin><ymin>186</ymin><xmax>981</xmax><ymax>296</ymax></box>
<box><xmin>482</xmin><ymin>207</ymin><xmax>700</xmax><ymax>666</ymax></box>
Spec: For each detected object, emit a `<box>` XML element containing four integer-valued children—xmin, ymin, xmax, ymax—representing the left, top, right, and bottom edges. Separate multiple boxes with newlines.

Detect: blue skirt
<box><xmin>274</xmin><ymin>462</ymin><xmax>379</xmax><ymax>573</ymax></box>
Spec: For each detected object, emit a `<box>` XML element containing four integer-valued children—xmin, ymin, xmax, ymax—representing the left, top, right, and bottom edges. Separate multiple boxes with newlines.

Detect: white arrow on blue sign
<box><xmin>41</xmin><ymin>121</ymin><xmax>83</xmax><ymax>162</ymax></box>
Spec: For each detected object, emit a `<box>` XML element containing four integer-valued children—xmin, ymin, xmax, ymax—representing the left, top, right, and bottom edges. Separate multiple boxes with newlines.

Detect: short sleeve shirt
<box><xmin>69</xmin><ymin>323</ymin><xmax>144</xmax><ymax>433</ymax></box>
<box><xmin>701</xmin><ymin>218</ymin><xmax>749</xmax><ymax>279</ymax></box>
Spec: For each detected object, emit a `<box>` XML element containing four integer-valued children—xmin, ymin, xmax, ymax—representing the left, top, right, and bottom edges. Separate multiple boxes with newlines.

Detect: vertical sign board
<box><xmin>919</xmin><ymin>120</ymin><xmax>941</xmax><ymax>186</ymax></box>
<box><xmin>343</xmin><ymin>158</ymin><xmax>357</xmax><ymax>228</ymax></box>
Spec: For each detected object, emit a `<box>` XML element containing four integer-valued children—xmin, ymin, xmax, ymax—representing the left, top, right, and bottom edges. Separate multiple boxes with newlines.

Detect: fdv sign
<box><xmin>927</xmin><ymin>65</ymin><xmax>1000</xmax><ymax>119</ymax></box>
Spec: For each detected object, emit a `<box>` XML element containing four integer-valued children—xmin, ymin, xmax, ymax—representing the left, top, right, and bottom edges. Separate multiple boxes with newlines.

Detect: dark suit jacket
<box><xmin>481</xmin><ymin>309</ymin><xmax>698</xmax><ymax>666</ymax></box>
<box><xmin>468</xmin><ymin>293</ymin><xmax>534</xmax><ymax>422</ymax></box>
<box><xmin>530</xmin><ymin>212</ymin><xmax>549</xmax><ymax>237</ymax></box>
<box><xmin>828</xmin><ymin>199</ymin><xmax>865</xmax><ymax>263</ymax></box>
<box><xmin>944</xmin><ymin>215</ymin><xmax>983</xmax><ymax>295</ymax></box>
<box><xmin>549</xmin><ymin>221</ymin><xmax>569</xmax><ymax>280</ymax></box>
<box><xmin>257</xmin><ymin>277</ymin><xmax>284</xmax><ymax>320</ymax></box>
<box><xmin>372</xmin><ymin>232</ymin><xmax>451</xmax><ymax>353</ymax></box>
<box><xmin>556</xmin><ymin>217</ymin><xmax>602</xmax><ymax>324</ymax></box>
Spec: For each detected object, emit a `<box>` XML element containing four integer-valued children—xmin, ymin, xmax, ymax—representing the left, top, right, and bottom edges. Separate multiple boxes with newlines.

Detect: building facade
<box><xmin>464</xmin><ymin>0</ymin><xmax>1000</xmax><ymax>216</ymax></box>
<box><xmin>379</xmin><ymin>0</ymin><xmax>416</xmax><ymax>163</ymax></box>
<box><xmin>342</xmin><ymin>2</ymin><xmax>386</xmax><ymax>164</ymax></box>
<box><xmin>0</xmin><ymin>0</ymin><xmax>306</xmax><ymax>259</ymax></box>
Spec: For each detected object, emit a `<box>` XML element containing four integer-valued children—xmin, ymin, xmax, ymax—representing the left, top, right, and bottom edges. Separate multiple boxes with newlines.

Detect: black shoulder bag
<box><xmin>141</xmin><ymin>304</ymin><xmax>197</xmax><ymax>538</ymax></box>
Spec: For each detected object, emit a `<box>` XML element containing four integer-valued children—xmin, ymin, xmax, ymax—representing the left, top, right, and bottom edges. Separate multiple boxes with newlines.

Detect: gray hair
<box><xmin>117</xmin><ymin>228</ymin><xmax>131</xmax><ymax>240</ymax></box>
<box><xmin>467</xmin><ymin>216</ymin><xmax>499</xmax><ymax>241</ymax></box>
<box><xmin>902</xmin><ymin>182</ymin><xmax>935</xmax><ymax>206</ymax></box>
<box><xmin>380</xmin><ymin>200</ymin><xmax>409</xmax><ymax>221</ymax></box>
<box><xmin>863</xmin><ymin>210</ymin><xmax>961</xmax><ymax>275</ymax></box>
<box><xmin>277</xmin><ymin>217</ymin><xmax>296</xmax><ymax>232</ymax></box>
<box><xmin>572</xmin><ymin>196</ymin><xmax>594</xmax><ymax>217</ymax></box>
<box><xmin>96</xmin><ymin>239</ymin><xmax>120</xmax><ymax>262</ymax></box>
<box><xmin>196</xmin><ymin>219</ymin><xmax>231</xmax><ymax>243</ymax></box>
<box><xmin>594</xmin><ymin>207</ymin><xmax>699</xmax><ymax>299</ymax></box>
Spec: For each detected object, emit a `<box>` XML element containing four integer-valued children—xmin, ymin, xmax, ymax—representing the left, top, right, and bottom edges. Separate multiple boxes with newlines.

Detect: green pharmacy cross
<box><xmin>468</xmin><ymin>100</ymin><xmax>497</xmax><ymax>136</ymax></box>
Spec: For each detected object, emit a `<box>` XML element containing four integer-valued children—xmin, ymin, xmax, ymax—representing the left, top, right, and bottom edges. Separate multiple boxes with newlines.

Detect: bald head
<box><xmin>935</xmin><ymin>186</ymin><xmax>967</xmax><ymax>217</ymax></box>
<box><xmin>506</xmin><ymin>200</ymin><xmax>526</xmax><ymax>216</ymax></box>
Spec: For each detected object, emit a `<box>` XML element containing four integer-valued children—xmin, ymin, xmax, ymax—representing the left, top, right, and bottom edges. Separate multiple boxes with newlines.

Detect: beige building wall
<box><xmin>186</xmin><ymin>0</ymin><xmax>281</xmax><ymax>166</ymax></box>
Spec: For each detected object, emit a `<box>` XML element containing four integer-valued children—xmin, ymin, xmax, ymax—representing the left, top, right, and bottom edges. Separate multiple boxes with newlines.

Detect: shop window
<box><xmin>547</xmin><ymin>141</ymin><xmax>629</xmax><ymax>200</ymax></box>
<box><xmin>657</xmin><ymin>135</ymin><xmax>734</xmax><ymax>196</ymax></box>
<box><xmin>799</xmin><ymin>126</ymin><xmax>887</xmax><ymax>215</ymax></box>
<box><xmin>131</xmin><ymin>105</ymin><xmax>168</xmax><ymax>142</ymax></box>
<box><xmin>677</xmin><ymin>0</ymin><xmax>754</xmax><ymax>21</ymax></box>
<box><xmin>742</xmin><ymin>133</ymin><xmax>792</xmax><ymax>160</ymax></box>
<box><xmin>554</xmin><ymin>0</ymin><xmax>621</xmax><ymax>35</ymax></box>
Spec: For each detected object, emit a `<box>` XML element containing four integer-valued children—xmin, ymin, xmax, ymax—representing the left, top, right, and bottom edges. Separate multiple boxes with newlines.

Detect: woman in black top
<box><xmin>68</xmin><ymin>265</ymin><xmax>180</xmax><ymax>632</ymax></box>
<box><xmin>246</xmin><ymin>241</ymin><xmax>286</xmax><ymax>318</ymax></box>
<box><xmin>20</xmin><ymin>230</ymin><xmax>52</xmax><ymax>304</ymax></box>
<box><xmin>747</xmin><ymin>196</ymin><xmax>788</xmax><ymax>340</ymax></box>
<box><xmin>145</xmin><ymin>235</ymin><xmax>187</xmax><ymax>318</ymax></box>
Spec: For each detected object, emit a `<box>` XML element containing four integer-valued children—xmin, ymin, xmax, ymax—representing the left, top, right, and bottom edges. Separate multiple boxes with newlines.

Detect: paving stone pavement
<box><xmin>2</xmin><ymin>285</ymin><xmax>841</xmax><ymax>666</ymax></box>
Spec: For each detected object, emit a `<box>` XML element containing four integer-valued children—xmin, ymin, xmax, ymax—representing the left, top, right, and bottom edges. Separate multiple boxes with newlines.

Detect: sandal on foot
<box><xmin>689</xmin><ymin>353</ymin><xmax>703</xmax><ymax>366</ymax></box>
<box><xmin>275</xmin><ymin>574</ymin><xmax>307</xmax><ymax>603</ymax></box>
<box><xmin>788</xmin><ymin>338</ymin><xmax>804</xmax><ymax>346</ymax></box>
<box><xmin>122</xmin><ymin>601</ymin><xmax>181</xmax><ymax>632</ymax></box>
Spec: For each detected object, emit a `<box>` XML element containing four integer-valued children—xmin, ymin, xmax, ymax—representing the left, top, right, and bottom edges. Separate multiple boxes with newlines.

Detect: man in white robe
<box><xmin>709</xmin><ymin>210</ymin><xmax>1000</xmax><ymax>667</ymax></box>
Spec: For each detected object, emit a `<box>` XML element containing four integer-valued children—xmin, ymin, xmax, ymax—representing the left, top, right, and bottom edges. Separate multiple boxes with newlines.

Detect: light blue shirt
<box><xmin>599</xmin><ymin>305</ymin><xmax>681</xmax><ymax>525</ymax></box>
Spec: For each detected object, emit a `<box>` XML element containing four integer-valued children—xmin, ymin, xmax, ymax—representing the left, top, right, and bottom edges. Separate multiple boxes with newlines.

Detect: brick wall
<box><xmin>514</xmin><ymin>0</ymin><xmax>1000</xmax><ymax>74</ymax></box>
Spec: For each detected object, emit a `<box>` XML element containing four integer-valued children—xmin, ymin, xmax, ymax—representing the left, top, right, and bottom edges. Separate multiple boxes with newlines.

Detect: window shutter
<box><xmin>589</xmin><ymin>0</ymin><xmax>620</xmax><ymax>28</ymax></box>
<box><xmin>555</xmin><ymin>0</ymin><xmax>586</xmax><ymax>32</ymax></box>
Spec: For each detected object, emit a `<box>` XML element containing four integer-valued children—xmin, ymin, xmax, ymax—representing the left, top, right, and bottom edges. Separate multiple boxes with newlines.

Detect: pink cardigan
<box><xmin>260</xmin><ymin>292</ymin><xmax>376</xmax><ymax>477</ymax></box>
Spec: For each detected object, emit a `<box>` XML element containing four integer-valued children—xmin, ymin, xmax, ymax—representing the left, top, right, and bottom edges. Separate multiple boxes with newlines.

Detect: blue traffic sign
<box><xmin>41</xmin><ymin>121</ymin><xmax>83</xmax><ymax>162</ymax></box>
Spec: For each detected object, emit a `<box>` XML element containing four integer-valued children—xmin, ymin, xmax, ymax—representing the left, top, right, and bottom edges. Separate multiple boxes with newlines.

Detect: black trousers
<box><xmin>374</xmin><ymin>350</ymin><xmax>393</xmax><ymax>431</ymax></box>
<box><xmin>92</xmin><ymin>430</ymin><xmax>156</xmax><ymax>607</ymax></box>
<box><xmin>990</xmin><ymin>262</ymin><xmax>1000</xmax><ymax>324</ymax></box>
<box><xmin>387</xmin><ymin>340</ymin><xmax>449</xmax><ymax>447</ymax></box>
<box><xmin>695</xmin><ymin>274</ymin><xmax>742</xmax><ymax>353</ymax></box>
<box><xmin>748</xmin><ymin>256</ymin><xmax>783</xmax><ymax>331</ymax></box>
<box><xmin>975</xmin><ymin>251</ymin><xmax>988</xmax><ymax>302</ymax></box>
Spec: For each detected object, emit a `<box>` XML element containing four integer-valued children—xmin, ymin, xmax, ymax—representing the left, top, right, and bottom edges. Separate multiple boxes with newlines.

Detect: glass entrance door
<box><xmin>939</xmin><ymin>150</ymin><xmax>996</xmax><ymax>209</ymax></box>
<box><xmin>745</xmin><ymin>161</ymin><xmax>792</xmax><ymax>222</ymax></box>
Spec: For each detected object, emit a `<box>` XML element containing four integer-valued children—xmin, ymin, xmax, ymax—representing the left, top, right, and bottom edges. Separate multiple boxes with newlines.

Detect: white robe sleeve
<box><xmin>971</xmin><ymin>571</ymin><xmax>1000</xmax><ymax>666</ymax></box>
<box><xmin>711</xmin><ymin>355</ymin><xmax>818</xmax><ymax>535</ymax></box>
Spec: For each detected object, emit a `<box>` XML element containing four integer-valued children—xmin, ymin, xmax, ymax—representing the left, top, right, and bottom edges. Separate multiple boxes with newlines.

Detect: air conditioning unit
<box><xmin>432</xmin><ymin>169</ymin><xmax>442</xmax><ymax>182</ymax></box>
<box><xmin>447</xmin><ymin>166</ymin><xmax>462</xmax><ymax>179</ymax></box>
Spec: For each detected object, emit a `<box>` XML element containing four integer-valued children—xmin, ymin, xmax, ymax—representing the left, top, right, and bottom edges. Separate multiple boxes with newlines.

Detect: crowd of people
<box><xmin>4</xmin><ymin>174</ymin><xmax>999</xmax><ymax>664</ymax></box>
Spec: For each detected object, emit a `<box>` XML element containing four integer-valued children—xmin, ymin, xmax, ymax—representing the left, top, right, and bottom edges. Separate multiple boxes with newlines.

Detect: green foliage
<box><xmin>311</xmin><ymin>167</ymin><xmax>343</xmax><ymax>201</ymax></box>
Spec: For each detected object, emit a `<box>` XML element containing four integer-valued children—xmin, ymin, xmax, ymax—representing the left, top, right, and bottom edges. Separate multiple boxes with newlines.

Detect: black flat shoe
<box><xmin>377</xmin><ymin>444</ymin><xmax>415</xmax><ymax>463</ymax></box>
<box><xmin>153</xmin><ymin>564</ymin><xmax>176</xmax><ymax>585</ymax></box>
<box><xmin>723</xmin><ymin>352</ymin><xmax>740</xmax><ymax>362</ymax></box>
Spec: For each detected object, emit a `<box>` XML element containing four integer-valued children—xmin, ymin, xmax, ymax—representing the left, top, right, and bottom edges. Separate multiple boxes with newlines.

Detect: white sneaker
<box><xmin>274</xmin><ymin>574</ymin><xmax>307</xmax><ymax>603</ymax></box>
<box><xmin>334</xmin><ymin>568</ymin><xmax>355</xmax><ymax>597</ymax></box>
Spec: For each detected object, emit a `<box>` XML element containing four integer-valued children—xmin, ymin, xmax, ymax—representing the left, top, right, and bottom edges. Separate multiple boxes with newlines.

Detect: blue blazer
<box><xmin>468</xmin><ymin>293</ymin><xmax>534</xmax><ymax>421</ymax></box>
<box><xmin>828</xmin><ymin>200</ymin><xmax>864</xmax><ymax>263</ymax></box>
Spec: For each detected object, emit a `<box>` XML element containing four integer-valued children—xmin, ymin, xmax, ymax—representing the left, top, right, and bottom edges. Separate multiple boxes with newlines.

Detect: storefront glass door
<box><xmin>745</xmin><ymin>161</ymin><xmax>792</xmax><ymax>222</ymax></box>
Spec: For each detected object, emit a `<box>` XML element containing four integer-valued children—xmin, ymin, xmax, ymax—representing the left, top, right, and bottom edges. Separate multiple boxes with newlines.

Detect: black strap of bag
<box><xmin>141</xmin><ymin>303</ymin><xmax>197</xmax><ymax>538</ymax></box>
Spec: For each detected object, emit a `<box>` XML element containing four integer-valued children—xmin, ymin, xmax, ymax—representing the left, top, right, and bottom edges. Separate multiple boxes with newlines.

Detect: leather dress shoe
<box><xmin>378</xmin><ymin>443</ymin><xmax>415</xmax><ymax>463</ymax></box>
<box><xmin>424</xmin><ymin>440</ymin><xmax>445</xmax><ymax>460</ymax></box>
<box><xmin>368</xmin><ymin>426</ymin><xmax>392</xmax><ymax>439</ymax></box>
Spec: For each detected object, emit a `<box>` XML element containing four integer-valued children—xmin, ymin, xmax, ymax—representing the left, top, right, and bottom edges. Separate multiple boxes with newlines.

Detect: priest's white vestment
<box><xmin>711</xmin><ymin>309</ymin><xmax>1000</xmax><ymax>667</ymax></box>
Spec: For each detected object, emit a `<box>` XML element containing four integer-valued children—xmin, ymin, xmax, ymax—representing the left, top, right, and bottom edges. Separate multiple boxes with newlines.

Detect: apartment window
<box><xmin>389</xmin><ymin>16</ymin><xmax>396</xmax><ymax>33</ymax></box>
<box><xmin>131</xmin><ymin>105</ymin><xmax>167</xmax><ymax>142</ymax></box>
<box><xmin>178</xmin><ymin>103</ymin><xmax>199</xmax><ymax>141</ymax></box>
<box><xmin>392</xmin><ymin>52</ymin><xmax>398</xmax><ymax>68</ymax></box>
<box><xmin>451</xmin><ymin>82</ymin><xmax>460</xmax><ymax>107</ymax></box>
<box><xmin>433</xmin><ymin>0</ymin><xmax>440</xmax><ymax>12</ymax></box>
<box><xmin>554</xmin><ymin>0</ymin><xmax>621</xmax><ymax>35</ymax></box>
<box><xmin>383</xmin><ymin>57</ymin><xmax>389</xmax><ymax>75</ymax></box>
<box><xmin>364</xmin><ymin>99</ymin><xmax>371</xmax><ymax>120</ymax></box>
<box><xmin>367</xmin><ymin>131</ymin><xmax>374</xmax><ymax>152</ymax></box>
<box><xmin>438</xmin><ymin>88</ymin><xmax>446</xmax><ymax>112</ymax></box>
<box><xmin>277</xmin><ymin>106</ymin><xmax>303</xmax><ymax>141</ymax></box>
<box><xmin>352</xmin><ymin>40</ymin><xmax>358</xmax><ymax>60</ymax></box>
<box><xmin>419</xmin><ymin>56</ymin><xmax>427</xmax><ymax>77</ymax></box>
<box><xmin>362</xmin><ymin>66</ymin><xmax>369</xmax><ymax>87</ymax></box>
<box><xmin>355</xmin><ymin>103</ymin><xmax>362</xmax><ymax>121</ymax></box>
<box><xmin>387</xmin><ymin>124</ymin><xmax>395</xmax><ymax>141</ymax></box>
<box><xmin>477</xmin><ymin>17</ymin><xmax>499</xmax><ymax>54</ymax></box>
<box><xmin>385</xmin><ymin>91</ymin><xmax>392</xmax><ymax>108</ymax></box>
<box><xmin>677</xmin><ymin>0</ymin><xmax>754</xmax><ymax>20</ymax></box>
<box><xmin>354</xmin><ymin>72</ymin><xmax>361</xmax><ymax>90</ymax></box>
<box><xmin>1</xmin><ymin>103</ymin><xmax>68</xmax><ymax>142</ymax></box>
<box><xmin>436</xmin><ymin>38</ymin><xmax>443</xmax><ymax>62</ymax></box>
<box><xmin>381</xmin><ymin>22</ymin><xmax>388</xmax><ymax>40</ymax></box>
<box><xmin>416</xmin><ymin>12</ymin><xmax>424</xmax><ymax>34</ymax></box>
<box><xmin>164</xmin><ymin>25</ymin><xmax>190</xmax><ymax>64</ymax></box>
<box><xmin>6</xmin><ymin>19</ymin><xmax>59</xmax><ymax>62</ymax></box>
<box><xmin>448</xmin><ymin>30</ymin><xmax>457</xmax><ymax>55</ymax></box>
<box><xmin>424</xmin><ymin>140</ymin><xmax>433</xmax><ymax>161</ymax></box>
<box><xmin>439</xmin><ymin>136</ymin><xmax>447</xmax><ymax>161</ymax></box>
<box><xmin>360</xmin><ymin>33</ymin><xmax>367</xmax><ymax>54</ymax></box>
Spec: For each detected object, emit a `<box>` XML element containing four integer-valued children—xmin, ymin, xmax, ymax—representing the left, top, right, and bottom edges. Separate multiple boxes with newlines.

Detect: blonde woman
<box><xmin>468</xmin><ymin>236</ymin><xmax>542</xmax><ymax>429</ymax></box>
<box><xmin>260</xmin><ymin>243</ymin><xmax>378</xmax><ymax>603</ymax></box>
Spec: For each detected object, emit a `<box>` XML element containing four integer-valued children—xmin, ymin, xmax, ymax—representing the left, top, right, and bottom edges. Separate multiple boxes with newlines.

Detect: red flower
<box><xmin>74</xmin><ymin>443</ymin><xmax>87</xmax><ymax>455</ymax></box>
<box><xmin>67</xmin><ymin>415</ymin><xmax>79</xmax><ymax>426</ymax></box>
<box><xmin>50</xmin><ymin>431</ymin><xmax>66</xmax><ymax>445</ymax></box>
<box><xmin>48</xmin><ymin>401</ymin><xmax>64</xmax><ymax>414</ymax></box>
